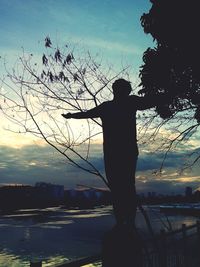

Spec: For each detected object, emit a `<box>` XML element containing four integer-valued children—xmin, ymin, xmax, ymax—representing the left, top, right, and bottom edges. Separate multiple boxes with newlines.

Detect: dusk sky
<box><xmin>0</xmin><ymin>0</ymin><xmax>200</xmax><ymax>194</ymax></box>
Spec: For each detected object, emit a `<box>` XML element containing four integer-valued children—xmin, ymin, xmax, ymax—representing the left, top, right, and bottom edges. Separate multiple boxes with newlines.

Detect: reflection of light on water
<box><xmin>40</xmin><ymin>220</ymin><xmax>73</xmax><ymax>225</ymax></box>
<box><xmin>62</xmin><ymin>206</ymin><xmax>112</xmax><ymax>219</ymax></box>
<box><xmin>36</xmin><ymin>225</ymin><xmax>62</xmax><ymax>229</ymax></box>
<box><xmin>0</xmin><ymin>250</ymin><xmax>29</xmax><ymax>267</ymax></box>
<box><xmin>0</xmin><ymin>224</ymin><xmax>17</xmax><ymax>228</ymax></box>
<box><xmin>71</xmin><ymin>213</ymin><xmax>110</xmax><ymax>219</ymax></box>
<box><xmin>0</xmin><ymin>224</ymin><xmax>24</xmax><ymax>228</ymax></box>
<box><xmin>34</xmin><ymin>220</ymin><xmax>73</xmax><ymax>229</ymax></box>
<box><xmin>83</xmin><ymin>262</ymin><xmax>101</xmax><ymax>267</ymax></box>
<box><xmin>42</xmin><ymin>207</ymin><xmax>62</xmax><ymax>212</ymax></box>
<box><xmin>41</xmin><ymin>255</ymin><xmax>69</xmax><ymax>267</ymax></box>
<box><xmin>0</xmin><ymin>205</ymin><xmax>198</xmax><ymax>266</ymax></box>
<box><xmin>137</xmin><ymin>206</ymin><xmax>198</xmax><ymax>234</ymax></box>
<box><xmin>0</xmin><ymin>250</ymin><xmax>69</xmax><ymax>267</ymax></box>
<box><xmin>2</xmin><ymin>213</ymin><xmax>39</xmax><ymax>218</ymax></box>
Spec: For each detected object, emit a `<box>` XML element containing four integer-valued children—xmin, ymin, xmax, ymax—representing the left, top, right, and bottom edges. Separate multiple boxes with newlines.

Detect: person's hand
<box><xmin>62</xmin><ymin>113</ymin><xmax>72</xmax><ymax>119</ymax></box>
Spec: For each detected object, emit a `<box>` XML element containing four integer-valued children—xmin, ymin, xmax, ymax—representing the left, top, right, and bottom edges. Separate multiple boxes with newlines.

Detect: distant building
<box><xmin>138</xmin><ymin>192</ymin><xmax>145</xmax><ymax>198</ymax></box>
<box><xmin>64</xmin><ymin>187</ymin><xmax>111</xmax><ymax>207</ymax></box>
<box><xmin>185</xmin><ymin>186</ymin><xmax>192</xmax><ymax>197</ymax></box>
<box><xmin>35</xmin><ymin>182</ymin><xmax>64</xmax><ymax>201</ymax></box>
<box><xmin>148</xmin><ymin>192</ymin><xmax>156</xmax><ymax>198</ymax></box>
<box><xmin>194</xmin><ymin>190</ymin><xmax>200</xmax><ymax>200</ymax></box>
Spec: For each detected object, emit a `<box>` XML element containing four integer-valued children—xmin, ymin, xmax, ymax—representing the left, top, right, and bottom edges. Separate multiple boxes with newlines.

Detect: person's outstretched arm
<box><xmin>62</xmin><ymin>103</ymin><xmax>104</xmax><ymax>119</ymax></box>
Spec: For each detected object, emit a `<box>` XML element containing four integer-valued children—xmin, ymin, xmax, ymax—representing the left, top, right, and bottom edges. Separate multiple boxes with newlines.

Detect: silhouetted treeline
<box><xmin>139</xmin><ymin>190</ymin><xmax>200</xmax><ymax>205</ymax></box>
<box><xmin>0</xmin><ymin>183</ymin><xmax>64</xmax><ymax>212</ymax></box>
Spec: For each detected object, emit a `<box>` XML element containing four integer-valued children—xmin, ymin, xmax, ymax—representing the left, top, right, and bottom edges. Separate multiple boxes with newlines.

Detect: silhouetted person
<box><xmin>62</xmin><ymin>78</ymin><xmax>168</xmax><ymax>227</ymax></box>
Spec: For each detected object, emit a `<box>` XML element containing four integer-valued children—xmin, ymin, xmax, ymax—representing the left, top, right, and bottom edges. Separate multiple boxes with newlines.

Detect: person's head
<box><xmin>112</xmin><ymin>79</ymin><xmax>132</xmax><ymax>99</ymax></box>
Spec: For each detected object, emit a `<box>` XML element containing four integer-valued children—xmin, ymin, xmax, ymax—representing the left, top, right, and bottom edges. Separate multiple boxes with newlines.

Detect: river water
<box><xmin>0</xmin><ymin>205</ymin><xmax>199</xmax><ymax>266</ymax></box>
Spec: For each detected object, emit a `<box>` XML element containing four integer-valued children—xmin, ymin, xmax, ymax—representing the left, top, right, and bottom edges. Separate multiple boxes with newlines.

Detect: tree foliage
<box><xmin>139</xmin><ymin>0</ymin><xmax>200</xmax><ymax>122</ymax></box>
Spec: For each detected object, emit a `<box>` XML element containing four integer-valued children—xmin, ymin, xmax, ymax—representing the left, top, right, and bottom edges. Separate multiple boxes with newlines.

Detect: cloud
<box><xmin>0</xmin><ymin>141</ymin><xmax>199</xmax><ymax>193</ymax></box>
<box><xmin>0</xmin><ymin>115</ymin><xmax>46</xmax><ymax>148</ymax></box>
<box><xmin>135</xmin><ymin>146</ymin><xmax>200</xmax><ymax>194</ymax></box>
<box><xmin>137</xmin><ymin>151</ymin><xmax>185</xmax><ymax>172</ymax></box>
<box><xmin>0</xmin><ymin>144</ymin><xmax>105</xmax><ymax>188</ymax></box>
<box><xmin>80</xmin><ymin>37</ymin><xmax>143</xmax><ymax>56</ymax></box>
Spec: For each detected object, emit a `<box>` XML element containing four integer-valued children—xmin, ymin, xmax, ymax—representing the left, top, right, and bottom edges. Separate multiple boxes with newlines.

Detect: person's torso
<box><xmin>100</xmin><ymin>98</ymin><xmax>137</xmax><ymax>151</ymax></box>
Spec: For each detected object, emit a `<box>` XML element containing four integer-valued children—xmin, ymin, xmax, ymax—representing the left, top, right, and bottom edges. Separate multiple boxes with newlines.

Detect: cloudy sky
<box><xmin>0</xmin><ymin>0</ymin><xmax>200</xmax><ymax>194</ymax></box>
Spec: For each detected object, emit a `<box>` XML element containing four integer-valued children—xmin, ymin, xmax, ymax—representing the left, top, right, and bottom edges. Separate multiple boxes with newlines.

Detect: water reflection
<box><xmin>0</xmin><ymin>250</ymin><xmax>69</xmax><ymax>267</ymax></box>
<box><xmin>0</xmin><ymin>249</ymin><xmax>29</xmax><ymax>267</ymax></box>
<box><xmin>0</xmin><ymin>205</ymin><xmax>198</xmax><ymax>266</ymax></box>
<box><xmin>0</xmin><ymin>206</ymin><xmax>114</xmax><ymax>266</ymax></box>
<box><xmin>136</xmin><ymin>205</ymin><xmax>198</xmax><ymax>236</ymax></box>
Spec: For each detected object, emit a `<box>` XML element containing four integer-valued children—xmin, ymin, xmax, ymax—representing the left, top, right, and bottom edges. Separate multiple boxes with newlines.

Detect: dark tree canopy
<box><xmin>139</xmin><ymin>0</ymin><xmax>200</xmax><ymax>121</ymax></box>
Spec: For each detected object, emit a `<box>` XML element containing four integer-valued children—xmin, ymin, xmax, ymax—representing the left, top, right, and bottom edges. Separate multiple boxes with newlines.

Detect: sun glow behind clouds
<box><xmin>175</xmin><ymin>176</ymin><xmax>200</xmax><ymax>183</ymax></box>
<box><xmin>0</xmin><ymin>125</ymin><xmax>45</xmax><ymax>148</ymax></box>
